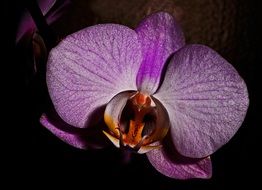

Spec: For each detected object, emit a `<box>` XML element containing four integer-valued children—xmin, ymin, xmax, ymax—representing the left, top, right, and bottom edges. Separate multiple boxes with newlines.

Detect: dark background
<box><xmin>5</xmin><ymin>0</ymin><xmax>261</xmax><ymax>189</ymax></box>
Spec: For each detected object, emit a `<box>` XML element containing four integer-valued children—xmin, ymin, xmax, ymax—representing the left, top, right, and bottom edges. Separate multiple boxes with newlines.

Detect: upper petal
<box><xmin>135</xmin><ymin>12</ymin><xmax>185</xmax><ymax>94</ymax></box>
<box><xmin>47</xmin><ymin>24</ymin><xmax>142</xmax><ymax>128</ymax></box>
<box><xmin>155</xmin><ymin>44</ymin><xmax>249</xmax><ymax>158</ymax></box>
<box><xmin>146</xmin><ymin>135</ymin><xmax>212</xmax><ymax>179</ymax></box>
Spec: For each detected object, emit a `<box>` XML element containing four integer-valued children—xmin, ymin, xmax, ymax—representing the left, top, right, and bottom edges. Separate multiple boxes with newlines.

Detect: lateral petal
<box><xmin>155</xmin><ymin>44</ymin><xmax>249</xmax><ymax>158</ymax></box>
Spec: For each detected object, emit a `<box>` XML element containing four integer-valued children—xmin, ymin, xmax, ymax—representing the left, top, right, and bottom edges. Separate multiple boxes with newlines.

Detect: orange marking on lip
<box><xmin>132</xmin><ymin>92</ymin><xmax>151</xmax><ymax>108</ymax></box>
<box><xmin>122</xmin><ymin>120</ymin><xmax>145</xmax><ymax>147</ymax></box>
<box><xmin>103</xmin><ymin>92</ymin><xmax>169</xmax><ymax>153</ymax></box>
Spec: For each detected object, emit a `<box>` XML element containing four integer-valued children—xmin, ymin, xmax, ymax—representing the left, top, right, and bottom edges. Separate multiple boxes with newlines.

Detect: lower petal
<box><xmin>146</xmin><ymin>135</ymin><xmax>212</xmax><ymax>179</ymax></box>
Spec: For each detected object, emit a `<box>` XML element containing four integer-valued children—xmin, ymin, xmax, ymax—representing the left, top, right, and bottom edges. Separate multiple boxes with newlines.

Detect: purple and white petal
<box><xmin>47</xmin><ymin>24</ymin><xmax>142</xmax><ymax>128</ymax></box>
<box><xmin>135</xmin><ymin>12</ymin><xmax>185</xmax><ymax>94</ymax></box>
<box><xmin>147</xmin><ymin>134</ymin><xmax>212</xmax><ymax>179</ymax></box>
<box><xmin>147</xmin><ymin>147</ymin><xmax>212</xmax><ymax>179</ymax></box>
<box><xmin>155</xmin><ymin>44</ymin><xmax>249</xmax><ymax>158</ymax></box>
<box><xmin>40</xmin><ymin>113</ymin><xmax>108</xmax><ymax>149</ymax></box>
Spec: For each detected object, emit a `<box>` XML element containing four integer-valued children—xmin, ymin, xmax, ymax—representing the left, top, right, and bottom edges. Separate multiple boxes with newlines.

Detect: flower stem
<box><xmin>25</xmin><ymin>0</ymin><xmax>57</xmax><ymax>50</ymax></box>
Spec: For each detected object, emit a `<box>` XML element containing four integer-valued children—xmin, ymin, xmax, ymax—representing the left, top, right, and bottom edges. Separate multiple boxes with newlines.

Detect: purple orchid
<box><xmin>40</xmin><ymin>12</ymin><xmax>249</xmax><ymax>179</ymax></box>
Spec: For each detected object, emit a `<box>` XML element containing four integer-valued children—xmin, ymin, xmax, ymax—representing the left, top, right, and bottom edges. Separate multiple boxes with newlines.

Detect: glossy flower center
<box><xmin>103</xmin><ymin>91</ymin><xmax>170</xmax><ymax>154</ymax></box>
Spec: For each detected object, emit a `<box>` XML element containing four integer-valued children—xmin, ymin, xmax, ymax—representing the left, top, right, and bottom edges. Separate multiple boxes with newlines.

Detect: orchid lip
<box><xmin>103</xmin><ymin>91</ymin><xmax>170</xmax><ymax>154</ymax></box>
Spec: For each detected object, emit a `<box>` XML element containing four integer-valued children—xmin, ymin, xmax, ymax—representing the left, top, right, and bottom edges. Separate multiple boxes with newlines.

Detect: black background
<box><xmin>5</xmin><ymin>0</ymin><xmax>261</xmax><ymax>189</ymax></box>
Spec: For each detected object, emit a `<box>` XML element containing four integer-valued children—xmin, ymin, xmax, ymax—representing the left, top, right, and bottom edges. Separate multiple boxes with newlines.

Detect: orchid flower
<box><xmin>40</xmin><ymin>12</ymin><xmax>249</xmax><ymax>179</ymax></box>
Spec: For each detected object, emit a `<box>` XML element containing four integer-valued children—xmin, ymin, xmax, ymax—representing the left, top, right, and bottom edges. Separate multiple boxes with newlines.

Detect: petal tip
<box><xmin>146</xmin><ymin>146</ymin><xmax>213</xmax><ymax>179</ymax></box>
<box><xmin>39</xmin><ymin>113</ymin><xmax>89</xmax><ymax>150</ymax></box>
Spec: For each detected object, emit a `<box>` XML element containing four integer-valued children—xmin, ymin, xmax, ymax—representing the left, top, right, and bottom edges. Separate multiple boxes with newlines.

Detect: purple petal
<box><xmin>16</xmin><ymin>0</ymin><xmax>70</xmax><ymax>43</ymax></box>
<box><xmin>135</xmin><ymin>12</ymin><xmax>185</xmax><ymax>94</ymax></box>
<box><xmin>47</xmin><ymin>24</ymin><xmax>142</xmax><ymax>128</ymax></box>
<box><xmin>146</xmin><ymin>134</ymin><xmax>212</xmax><ymax>179</ymax></box>
<box><xmin>155</xmin><ymin>44</ymin><xmax>249</xmax><ymax>158</ymax></box>
<box><xmin>40</xmin><ymin>111</ymin><xmax>108</xmax><ymax>149</ymax></box>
